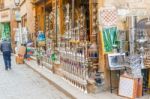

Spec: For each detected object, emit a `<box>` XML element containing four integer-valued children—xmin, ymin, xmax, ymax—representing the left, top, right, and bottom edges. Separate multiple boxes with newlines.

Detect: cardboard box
<box><xmin>16</xmin><ymin>56</ymin><xmax>24</xmax><ymax>64</ymax></box>
<box><xmin>87</xmin><ymin>79</ymin><xmax>96</xmax><ymax>93</ymax></box>
<box><xmin>136</xmin><ymin>78</ymin><xmax>143</xmax><ymax>98</ymax></box>
<box><xmin>18</xmin><ymin>46</ymin><xmax>26</xmax><ymax>56</ymax></box>
<box><xmin>52</xmin><ymin>63</ymin><xmax>61</xmax><ymax>74</ymax></box>
<box><xmin>118</xmin><ymin>76</ymin><xmax>143</xmax><ymax>99</ymax></box>
<box><xmin>38</xmin><ymin>41</ymin><xmax>45</xmax><ymax>47</ymax></box>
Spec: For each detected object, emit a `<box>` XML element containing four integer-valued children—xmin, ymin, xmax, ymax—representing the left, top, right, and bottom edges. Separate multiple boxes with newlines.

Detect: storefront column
<box><xmin>128</xmin><ymin>16</ymin><xmax>137</xmax><ymax>55</ymax></box>
<box><xmin>10</xmin><ymin>8</ymin><xmax>18</xmax><ymax>52</ymax></box>
<box><xmin>97</xmin><ymin>0</ymin><xmax>112</xmax><ymax>88</ymax></box>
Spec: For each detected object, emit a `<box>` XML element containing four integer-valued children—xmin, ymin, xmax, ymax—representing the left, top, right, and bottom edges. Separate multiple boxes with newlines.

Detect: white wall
<box><xmin>104</xmin><ymin>0</ymin><xmax>150</xmax><ymax>9</ymax></box>
<box><xmin>4</xmin><ymin>0</ymin><xmax>15</xmax><ymax>9</ymax></box>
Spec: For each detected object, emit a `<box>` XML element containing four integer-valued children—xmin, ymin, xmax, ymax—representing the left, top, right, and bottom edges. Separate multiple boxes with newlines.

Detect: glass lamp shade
<box><xmin>135</xmin><ymin>29</ymin><xmax>148</xmax><ymax>68</ymax></box>
<box><xmin>14</xmin><ymin>0</ymin><xmax>20</xmax><ymax>6</ymax></box>
<box><xmin>136</xmin><ymin>29</ymin><xmax>148</xmax><ymax>44</ymax></box>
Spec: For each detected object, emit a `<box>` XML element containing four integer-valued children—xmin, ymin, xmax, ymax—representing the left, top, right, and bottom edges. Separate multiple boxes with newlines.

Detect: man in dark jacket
<box><xmin>0</xmin><ymin>39</ymin><xmax>12</xmax><ymax>70</ymax></box>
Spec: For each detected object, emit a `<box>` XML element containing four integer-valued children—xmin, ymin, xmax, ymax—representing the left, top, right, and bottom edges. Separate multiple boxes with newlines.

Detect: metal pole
<box><xmin>44</xmin><ymin>0</ymin><xmax>46</xmax><ymax>34</ymax></box>
<box><xmin>72</xmin><ymin>0</ymin><xmax>74</xmax><ymax>29</ymax></box>
<box><xmin>55</xmin><ymin>0</ymin><xmax>58</xmax><ymax>48</ymax></box>
<box><xmin>128</xmin><ymin>16</ymin><xmax>137</xmax><ymax>55</ymax></box>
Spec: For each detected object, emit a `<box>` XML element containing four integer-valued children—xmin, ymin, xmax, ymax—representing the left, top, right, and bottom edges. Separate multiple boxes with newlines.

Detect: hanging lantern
<box><xmin>14</xmin><ymin>0</ymin><xmax>20</xmax><ymax>6</ymax></box>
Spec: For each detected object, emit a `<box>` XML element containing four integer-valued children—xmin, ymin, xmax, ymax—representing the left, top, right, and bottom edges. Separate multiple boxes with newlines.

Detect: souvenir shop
<box><xmin>34</xmin><ymin>0</ymin><xmax>150</xmax><ymax>98</ymax></box>
<box><xmin>34</xmin><ymin>0</ymin><xmax>58</xmax><ymax>68</ymax></box>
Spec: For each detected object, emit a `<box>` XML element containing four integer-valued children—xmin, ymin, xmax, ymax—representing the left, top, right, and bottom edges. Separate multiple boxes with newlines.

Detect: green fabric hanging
<box><xmin>102</xmin><ymin>27</ymin><xmax>117</xmax><ymax>53</ymax></box>
<box><xmin>0</xmin><ymin>23</ymin><xmax>3</xmax><ymax>38</ymax></box>
<box><xmin>2</xmin><ymin>23</ymin><xmax>10</xmax><ymax>39</ymax></box>
<box><xmin>51</xmin><ymin>53</ymin><xmax>57</xmax><ymax>62</ymax></box>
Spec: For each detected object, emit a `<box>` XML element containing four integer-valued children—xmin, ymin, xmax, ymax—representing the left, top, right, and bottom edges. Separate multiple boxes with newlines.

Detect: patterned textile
<box><xmin>102</xmin><ymin>27</ymin><xmax>117</xmax><ymax>53</ymax></box>
<box><xmin>100</xmin><ymin>7</ymin><xmax>117</xmax><ymax>26</ymax></box>
<box><xmin>2</xmin><ymin>23</ymin><xmax>10</xmax><ymax>39</ymax></box>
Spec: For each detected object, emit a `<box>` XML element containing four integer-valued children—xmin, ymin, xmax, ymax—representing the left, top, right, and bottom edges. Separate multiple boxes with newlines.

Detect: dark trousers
<box><xmin>3</xmin><ymin>51</ymin><xmax>11</xmax><ymax>69</ymax></box>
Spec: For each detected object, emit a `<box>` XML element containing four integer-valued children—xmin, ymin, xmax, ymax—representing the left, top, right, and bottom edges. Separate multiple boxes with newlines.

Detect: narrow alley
<box><xmin>0</xmin><ymin>0</ymin><xmax>150</xmax><ymax>99</ymax></box>
<box><xmin>0</xmin><ymin>55</ymin><xmax>69</xmax><ymax>99</ymax></box>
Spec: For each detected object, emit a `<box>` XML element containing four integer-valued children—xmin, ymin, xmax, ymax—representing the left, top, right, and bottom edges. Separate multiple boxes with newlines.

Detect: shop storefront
<box><xmin>31</xmin><ymin>0</ymin><xmax>150</xmax><ymax>98</ymax></box>
<box><xmin>33</xmin><ymin>0</ymin><xmax>104</xmax><ymax>93</ymax></box>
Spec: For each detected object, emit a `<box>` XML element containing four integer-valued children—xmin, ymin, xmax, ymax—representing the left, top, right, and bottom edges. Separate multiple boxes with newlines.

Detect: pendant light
<box><xmin>14</xmin><ymin>0</ymin><xmax>20</xmax><ymax>6</ymax></box>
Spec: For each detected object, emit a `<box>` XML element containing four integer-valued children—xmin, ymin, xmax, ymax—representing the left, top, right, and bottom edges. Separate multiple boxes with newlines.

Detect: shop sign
<box><xmin>125</xmin><ymin>0</ymin><xmax>143</xmax><ymax>2</ymax></box>
<box><xmin>15</xmin><ymin>11</ymin><xmax>21</xmax><ymax>21</ymax></box>
<box><xmin>118</xmin><ymin>9</ymin><xmax>129</xmax><ymax>16</ymax></box>
<box><xmin>0</xmin><ymin>9</ymin><xmax>11</xmax><ymax>22</ymax></box>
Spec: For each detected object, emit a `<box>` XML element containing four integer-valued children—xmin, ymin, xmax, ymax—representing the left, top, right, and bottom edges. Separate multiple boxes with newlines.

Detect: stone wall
<box><xmin>20</xmin><ymin>0</ymin><xmax>35</xmax><ymax>40</ymax></box>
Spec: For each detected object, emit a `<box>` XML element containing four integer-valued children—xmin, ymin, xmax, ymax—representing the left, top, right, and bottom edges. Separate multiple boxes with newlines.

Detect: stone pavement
<box><xmin>25</xmin><ymin>58</ymin><xmax>150</xmax><ymax>99</ymax></box>
<box><xmin>0</xmin><ymin>55</ymin><xmax>70</xmax><ymax>99</ymax></box>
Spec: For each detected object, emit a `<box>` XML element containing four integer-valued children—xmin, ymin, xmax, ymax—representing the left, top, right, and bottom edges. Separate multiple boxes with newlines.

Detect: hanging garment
<box><xmin>102</xmin><ymin>27</ymin><xmax>117</xmax><ymax>53</ymax></box>
<box><xmin>2</xmin><ymin>23</ymin><xmax>10</xmax><ymax>39</ymax></box>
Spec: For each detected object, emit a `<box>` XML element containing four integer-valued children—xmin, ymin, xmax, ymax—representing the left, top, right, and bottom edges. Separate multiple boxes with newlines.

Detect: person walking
<box><xmin>0</xmin><ymin>38</ymin><xmax>12</xmax><ymax>70</ymax></box>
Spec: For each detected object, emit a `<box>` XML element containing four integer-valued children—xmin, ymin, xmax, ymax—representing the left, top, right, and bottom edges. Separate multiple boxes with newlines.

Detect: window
<box><xmin>21</xmin><ymin>14</ymin><xmax>27</xmax><ymax>27</ymax></box>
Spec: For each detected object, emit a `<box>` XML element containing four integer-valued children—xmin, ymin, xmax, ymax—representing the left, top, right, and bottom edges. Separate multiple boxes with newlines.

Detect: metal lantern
<box><xmin>14</xmin><ymin>0</ymin><xmax>20</xmax><ymax>6</ymax></box>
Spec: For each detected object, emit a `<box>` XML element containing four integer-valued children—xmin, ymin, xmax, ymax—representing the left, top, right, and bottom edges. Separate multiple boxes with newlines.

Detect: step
<box><xmin>25</xmin><ymin>60</ymin><xmax>95</xmax><ymax>99</ymax></box>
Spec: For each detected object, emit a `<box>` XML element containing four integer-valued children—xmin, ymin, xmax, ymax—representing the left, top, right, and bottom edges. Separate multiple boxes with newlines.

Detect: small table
<box><xmin>106</xmin><ymin>53</ymin><xmax>126</xmax><ymax>93</ymax></box>
<box><xmin>109</xmin><ymin>67</ymin><xmax>125</xmax><ymax>93</ymax></box>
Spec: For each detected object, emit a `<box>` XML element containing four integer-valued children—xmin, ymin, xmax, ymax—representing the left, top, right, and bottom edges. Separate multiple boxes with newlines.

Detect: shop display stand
<box><xmin>44</xmin><ymin>10</ymin><xmax>54</xmax><ymax>69</ymax></box>
<box><xmin>32</xmin><ymin>0</ymin><xmax>150</xmax><ymax>97</ymax></box>
<box><xmin>54</xmin><ymin>0</ymin><xmax>102</xmax><ymax>93</ymax></box>
<box><xmin>57</xmin><ymin>1</ymin><xmax>89</xmax><ymax>93</ymax></box>
<box><xmin>59</xmin><ymin>2</ymin><xmax>88</xmax><ymax>93</ymax></box>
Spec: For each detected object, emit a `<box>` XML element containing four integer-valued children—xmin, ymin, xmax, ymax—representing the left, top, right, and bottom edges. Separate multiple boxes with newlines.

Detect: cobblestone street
<box><xmin>0</xmin><ymin>55</ymin><xmax>70</xmax><ymax>99</ymax></box>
